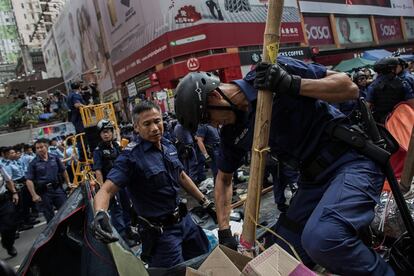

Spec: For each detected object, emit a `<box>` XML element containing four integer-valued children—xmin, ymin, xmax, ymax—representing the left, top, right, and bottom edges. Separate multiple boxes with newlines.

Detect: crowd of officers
<box><xmin>1</xmin><ymin>54</ymin><xmax>413</xmax><ymax>273</ymax></box>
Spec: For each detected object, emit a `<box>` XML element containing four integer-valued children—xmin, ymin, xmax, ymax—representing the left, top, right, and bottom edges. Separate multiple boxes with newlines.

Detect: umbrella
<box><xmin>362</xmin><ymin>49</ymin><xmax>392</xmax><ymax>61</ymax></box>
<box><xmin>333</xmin><ymin>57</ymin><xmax>375</xmax><ymax>72</ymax></box>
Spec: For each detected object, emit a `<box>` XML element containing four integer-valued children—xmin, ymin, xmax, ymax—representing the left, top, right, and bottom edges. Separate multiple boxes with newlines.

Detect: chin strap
<box><xmin>206</xmin><ymin>87</ymin><xmax>240</xmax><ymax>112</ymax></box>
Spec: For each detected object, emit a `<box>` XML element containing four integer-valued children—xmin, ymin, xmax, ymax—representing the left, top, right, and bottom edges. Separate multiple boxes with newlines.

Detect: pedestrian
<box><xmin>195</xmin><ymin>124</ymin><xmax>220</xmax><ymax>182</ymax></box>
<box><xmin>367</xmin><ymin>57</ymin><xmax>414</xmax><ymax>124</ymax></box>
<box><xmin>0</xmin><ymin>166</ymin><xmax>19</xmax><ymax>257</ymax></box>
<box><xmin>174</xmin><ymin>56</ymin><xmax>395</xmax><ymax>275</ymax></box>
<box><xmin>92</xmin><ymin>101</ymin><xmax>211</xmax><ymax>268</ymax></box>
<box><xmin>66</xmin><ymin>81</ymin><xmax>86</xmax><ymax>134</ymax></box>
<box><xmin>25</xmin><ymin>139</ymin><xmax>69</xmax><ymax>223</ymax></box>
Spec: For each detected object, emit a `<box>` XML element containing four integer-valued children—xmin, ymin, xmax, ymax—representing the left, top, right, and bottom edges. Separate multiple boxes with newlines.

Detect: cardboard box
<box><xmin>186</xmin><ymin>245</ymin><xmax>252</xmax><ymax>276</ymax></box>
<box><xmin>242</xmin><ymin>244</ymin><xmax>316</xmax><ymax>276</ymax></box>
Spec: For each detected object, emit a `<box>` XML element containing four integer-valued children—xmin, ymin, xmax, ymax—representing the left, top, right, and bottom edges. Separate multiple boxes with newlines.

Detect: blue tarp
<box><xmin>399</xmin><ymin>54</ymin><xmax>414</xmax><ymax>62</ymax></box>
<box><xmin>362</xmin><ymin>49</ymin><xmax>392</xmax><ymax>61</ymax></box>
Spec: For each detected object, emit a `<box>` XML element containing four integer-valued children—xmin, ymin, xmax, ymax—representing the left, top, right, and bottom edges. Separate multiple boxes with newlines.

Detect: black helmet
<box><xmin>97</xmin><ymin>119</ymin><xmax>114</xmax><ymax>132</ymax></box>
<box><xmin>352</xmin><ymin>71</ymin><xmax>366</xmax><ymax>82</ymax></box>
<box><xmin>174</xmin><ymin>72</ymin><xmax>220</xmax><ymax>132</ymax></box>
<box><xmin>71</xmin><ymin>81</ymin><xmax>81</xmax><ymax>90</ymax></box>
<box><xmin>373</xmin><ymin>57</ymin><xmax>399</xmax><ymax>73</ymax></box>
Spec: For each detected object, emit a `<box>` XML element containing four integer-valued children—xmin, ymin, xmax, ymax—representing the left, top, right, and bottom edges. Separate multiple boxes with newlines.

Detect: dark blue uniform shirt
<box><xmin>196</xmin><ymin>124</ymin><xmax>220</xmax><ymax>145</ymax></box>
<box><xmin>67</xmin><ymin>91</ymin><xmax>85</xmax><ymax>132</ymax></box>
<box><xmin>217</xmin><ymin>56</ymin><xmax>345</xmax><ymax>173</ymax></box>
<box><xmin>366</xmin><ymin>74</ymin><xmax>414</xmax><ymax>102</ymax></box>
<box><xmin>26</xmin><ymin>153</ymin><xmax>65</xmax><ymax>184</ymax></box>
<box><xmin>174</xmin><ymin>123</ymin><xmax>194</xmax><ymax>145</ymax></box>
<box><xmin>106</xmin><ymin>136</ymin><xmax>184</xmax><ymax>218</ymax></box>
<box><xmin>93</xmin><ymin>142</ymin><xmax>121</xmax><ymax>180</ymax></box>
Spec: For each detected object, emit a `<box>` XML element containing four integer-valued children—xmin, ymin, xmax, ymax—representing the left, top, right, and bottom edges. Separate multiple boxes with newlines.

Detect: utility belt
<box><xmin>137</xmin><ymin>202</ymin><xmax>188</xmax><ymax>263</ymax></box>
<box><xmin>35</xmin><ymin>181</ymin><xmax>61</xmax><ymax>193</ymax></box>
<box><xmin>205</xmin><ymin>143</ymin><xmax>220</xmax><ymax>151</ymax></box>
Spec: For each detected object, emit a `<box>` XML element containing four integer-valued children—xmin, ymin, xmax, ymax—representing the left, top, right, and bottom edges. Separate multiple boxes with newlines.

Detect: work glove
<box><xmin>254</xmin><ymin>62</ymin><xmax>301</xmax><ymax>96</ymax></box>
<box><xmin>201</xmin><ymin>199</ymin><xmax>218</xmax><ymax>223</ymax></box>
<box><xmin>203</xmin><ymin>153</ymin><xmax>212</xmax><ymax>163</ymax></box>
<box><xmin>91</xmin><ymin>210</ymin><xmax>119</xmax><ymax>243</ymax></box>
<box><xmin>218</xmin><ymin>228</ymin><xmax>238</xmax><ymax>251</ymax></box>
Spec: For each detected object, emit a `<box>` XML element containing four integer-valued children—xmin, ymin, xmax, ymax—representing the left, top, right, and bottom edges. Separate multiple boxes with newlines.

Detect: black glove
<box><xmin>205</xmin><ymin>201</ymin><xmax>218</xmax><ymax>224</ymax></box>
<box><xmin>254</xmin><ymin>62</ymin><xmax>301</xmax><ymax>96</ymax></box>
<box><xmin>91</xmin><ymin>210</ymin><xmax>119</xmax><ymax>243</ymax></box>
<box><xmin>218</xmin><ymin>228</ymin><xmax>238</xmax><ymax>251</ymax></box>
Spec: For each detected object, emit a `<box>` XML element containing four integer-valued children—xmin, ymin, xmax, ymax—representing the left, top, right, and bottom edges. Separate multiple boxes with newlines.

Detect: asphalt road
<box><xmin>0</xmin><ymin>219</ymin><xmax>47</xmax><ymax>273</ymax></box>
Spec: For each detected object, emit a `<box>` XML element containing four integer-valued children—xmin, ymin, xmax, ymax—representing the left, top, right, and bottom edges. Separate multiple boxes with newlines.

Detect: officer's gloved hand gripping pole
<box><xmin>240</xmin><ymin>0</ymin><xmax>286</xmax><ymax>255</ymax></box>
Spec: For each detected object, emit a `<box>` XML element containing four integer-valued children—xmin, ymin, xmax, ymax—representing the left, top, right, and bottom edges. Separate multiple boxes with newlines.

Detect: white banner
<box><xmin>53</xmin><ymin>0</ymin><xmax>113</xmax><ymax>93</ymax></box>
<box><xmin>299</xmin><ymin>0</ymin><xmax>414</xmax><ymax>17</ymax></box>
<box><xmin>42</xmin><ymin>31</ymin><xmax>62</xmax><ymax>78</ymax></box>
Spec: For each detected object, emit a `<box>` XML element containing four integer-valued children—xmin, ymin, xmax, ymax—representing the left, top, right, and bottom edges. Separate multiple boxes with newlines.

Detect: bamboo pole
<box><xmin>241</xmin><ymin>0</ymin><xmax>285</xmax><ymax>248</ymax></box>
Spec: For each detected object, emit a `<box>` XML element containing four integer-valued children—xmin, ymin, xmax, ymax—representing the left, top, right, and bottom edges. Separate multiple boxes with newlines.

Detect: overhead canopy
<box><xmin>399</xmin><ymin>54</ymin><xmax>414</xmax><ymax>62</ymax></box>
<box><xmin>362</xmin><ymin>49</ymin><xmax>392</xmax><ymax>61</ymax></box>
<box><xmin>334</xmin><ymin>57</ymin><xmax>376</xmax><ymax>73</ymax></box>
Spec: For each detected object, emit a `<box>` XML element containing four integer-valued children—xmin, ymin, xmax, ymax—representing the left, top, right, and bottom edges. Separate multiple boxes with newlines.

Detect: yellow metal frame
<box><xmin>79</xmin><ymin>103</ymin><xmax>118</xmax><ymax>129</ymax></box>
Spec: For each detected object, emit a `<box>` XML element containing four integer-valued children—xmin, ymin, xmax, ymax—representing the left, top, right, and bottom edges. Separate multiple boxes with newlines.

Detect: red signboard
<box><xmin>304</xmin><ymin>16</ymin><xmax>335</xmax><ymax>46</ymax></box>
<box><xmin>187</xmin><ymin>58</ymin><xmax>200</xmax><ymax>71</ymax></box>
<box><xmin>375</xmin><ymin>17</ymin><xmax>403</xmax><ymax>42</ymax></box>
<box><xmin>113</xmin><ymin>22</ymin><xmax>304</xmax><ymax>85</ymax></box>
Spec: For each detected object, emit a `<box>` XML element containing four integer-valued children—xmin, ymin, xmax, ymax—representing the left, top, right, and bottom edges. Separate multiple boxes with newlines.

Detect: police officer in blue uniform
<box><xmin>174</xmin><ymin>56</ymin><xmax>395</xmax><ymax>275</ymax></box>
<box><xmin>48</xmin><ymin>138</ymin><xmax>64</xmax><ymax>160</ymax></box>
<box><xmin>92</xmin><ymin>101</ymin><xmax>210</xmax><ymax>268</ymax></box>
<box><xmin>366</xmin><ymin>57</ymin><xmax>414</xmax><ymax>124</ymax></box>
<box><xmin>66</xmin><ymin>81</ymin><xmax>86</xmax><ymax>134</ymax></box>
<box><xmin>0</xmin><ymin>166</ymin><xmax>19</xmax><ymax>257</ymax></box>
<box><xmin>93</xmin><ymin>119</ymin><xmax>137</xmax><ymax>244</ymax></box>
<box><xmin>174</xmin><ymin>122</ymin><xmax>199</xmax><ymax>182</ymax></box>
<box><xmin>26</xmin><ymin>139</ymin><xmax>69</xmax><ymax>223</ymax></box>
<box><xmin>195</xmin><ymin>124</ymin><xmax>220</xmax><ymax>181</ymax></box>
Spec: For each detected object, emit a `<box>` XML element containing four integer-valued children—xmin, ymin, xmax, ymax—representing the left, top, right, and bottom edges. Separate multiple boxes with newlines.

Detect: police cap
<box><xmin>374</xmin><ymin>57</ymin><xmax>399</xmax><ymax>73</ymax></box>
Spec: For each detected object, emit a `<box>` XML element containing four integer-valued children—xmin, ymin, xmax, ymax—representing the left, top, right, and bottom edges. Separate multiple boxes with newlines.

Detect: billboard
<box><xmin>98</xmin><ymin>0</ymin><xmax>304</xmax><ymax>84</ymax></box>
<box><xmin>53</xmin><ymin>0</ymin><xmax>113</xmax><ymax>93</ymax></box>
<box><xmin>42</xmin><ymin>32</ymin><xmax>62</xmax><ymax>78</ymax></box>
<box><xmin>336</xmin><ymin>17</ymin><xmax>373</xmax><ymax>44</ymax></box>
<box><xmin>304</xmin><ymin>16</ymin><xmax>335</xmax><ymax>46</ymax></box>
<box><xmin>406</xmin><ymin>18</ymin><xmax>414</xmax><ymax>40</ymax></box>
<box><xmin>375</xmin><ymin>17</ymin><xmax>403</xmax><ymax>42</ymax></box>
<box><xmin>300</xmin><ymin>0</ymin><xmax>414</xmax><ymax>16</ymax></box>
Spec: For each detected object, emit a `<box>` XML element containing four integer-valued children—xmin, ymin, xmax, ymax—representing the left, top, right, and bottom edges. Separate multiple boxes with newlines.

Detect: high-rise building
<box><xmin>0</xmin><ymin>0</ymin><xmax>20</xmax><ymax>64</ymax></box>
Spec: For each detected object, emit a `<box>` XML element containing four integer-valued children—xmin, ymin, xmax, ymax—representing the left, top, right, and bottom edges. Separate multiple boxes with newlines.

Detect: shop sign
<box><xmin>156</xmin><ymin>91</ymin><xmax>167</xmax><ymax>100</ymax></box>
<box><xmin>167</xmin><ymin>89</ymin><xmax>174</xmax><ymax>98</ymax></box>
<box><xmin>239</xmin><ymin>47</ymin><xmax>311</xmax><ymax>65</ymax></box>
<box><xmin>336</xmin><ymin>17</ymin><xmax>373</xmax><ymax>45</ymax></box>
<box><xmin>406</xmin><ymin>18</ymin><xmax>414</xmax><ymax>40</ymax></box>
<box><xmin>304</xmin><ymin>16</ymin><xmax>334</xmax><ymax>45</ymax></box>
<box><xmin>127</xmin><ymin>82</ymin><xmax>137</xmax><ymax>97</ymax></box>
<box><xmin>375</xmin><ymin>17</ymin><xmax>403</xmax><ymax>41</ymax></box>
<box><xmin>103</xmin><ymin>90</ymin><xmax>119</xmax><ymax>103</ymax></box>
<box><xmin>187</xmin><ymin>57</ymin><xmax>200</xmax><ymax>71</ymax></box>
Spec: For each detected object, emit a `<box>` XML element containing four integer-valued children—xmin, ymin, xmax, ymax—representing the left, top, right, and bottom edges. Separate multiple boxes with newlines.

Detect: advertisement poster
<box><xmin>300</xmin><ymin>0</ymin><xmax>414</xmax><ymax>16</ymax></box>
<box><xmin>375</xmin><ymin>17</ymin><xmax>403</xmax><ymax>42</ymax></box>
<box><xmin>336</xmin><ymin>17</ymin><xmax>373</xmax><ymax>44</ymax></box>
<box><xmin>98</xmin><ymin>0</ymin><xmax>304</xmax><ymax>84</ymax></box>
<box><xmin>53</xmin><ymin>0</ymin><xmax>113</xmax><ymax>93</ymax></box>
<box><xmin>304</xmin><ymin>16</ymin><xmax>335</xmax><ymax>45</ymax></box>
<box><xmin>42</xmin><ymin>32</ymin><xmax>62</xmax><ymax>78</ymax></box>
<box><xmin>406</xmin><ymin>18</ymin><xmax>414</xmax><ymax>40</ymax></box>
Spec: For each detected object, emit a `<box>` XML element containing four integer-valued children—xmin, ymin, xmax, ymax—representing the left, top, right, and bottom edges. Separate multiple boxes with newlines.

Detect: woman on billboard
<box><xmin>339</xmin><ymin>17</ymin><xmax>352</xmax><ymax>44</ymax></box>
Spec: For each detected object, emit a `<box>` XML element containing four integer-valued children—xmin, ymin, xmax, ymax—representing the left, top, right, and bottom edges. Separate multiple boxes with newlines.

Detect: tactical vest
<box><xmin>99</xmin><ymin>142</ymin><xmax>120</xmax><ymax>179</ymax></box>
<box><xmin>372</xmin><ymin>76</ymin><xmax>405</xmax><ymax>123</ymax></box>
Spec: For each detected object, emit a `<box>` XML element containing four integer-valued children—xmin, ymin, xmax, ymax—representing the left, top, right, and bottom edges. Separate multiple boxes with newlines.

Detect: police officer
<box><xmin>20</xmin><ymin>144</ymin><xmax>35</xmax><ymax>173</ymax></box>
<box><xmin>396</xmin><ymin>57</ymin><xmax>414</xmax><ymax>90</ymax></box>
<box><xmin>67</xmin><ymin>81</ymin><xmax>86</xmax><ymax>134</ymax></box>
<box><xmin>174</xmin><ymin>56</ymin><xmax>394</xmax><ymax>275</ymax></box>
<box><xmin>48</xmin><ymin>138</ymin><xmax>64</xmax><ymax>160</ymax></box>
<box><xmin>26</xmin><ymin>139</ymin><xmax>69</xmax><ymax>223</ymax></box>
<box><xmin>0</xmin><ymin>166</ymin><xmax>18</xmax><ymax>257</ymax></box>
<box><xmin>92</xmin><ymin>101</ymin><xmax>210</xmax><ymax>268</ymax></box>
<box><xmin>174</xmin><ymin>122</ymin><xmax>199</xmax><ymax>183</ymax></box>
<box><xmin>195</xmin><ymin>124</ymin><xmax>220</xmax><ymax>181</ymax></box>
<box><xmin>93</xmin><ymin>119</ymin><xmax>135</xmax><ymax>244</ymax></box>
<box><xmin>366</xmin><ymin>57</ymin><xmax>414</xmax><ymax>124</ymax></box>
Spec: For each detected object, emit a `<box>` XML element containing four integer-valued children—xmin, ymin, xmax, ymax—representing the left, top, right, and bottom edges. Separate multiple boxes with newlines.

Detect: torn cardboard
<box><xmin>242</xmin><ymin>243</ymin><xmax>316</xmax><ymax>276</ymax></box>
<box><xmin>186</xmin><ymin>245</ymin><xmax>252</xmax><ymax>276</ymax></box>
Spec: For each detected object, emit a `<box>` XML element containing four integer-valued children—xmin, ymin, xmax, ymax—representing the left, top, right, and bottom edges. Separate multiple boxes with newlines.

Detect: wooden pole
<box><xmin>401</xmin><ymin>126</ymin><xmax>414</xmax><ymax>193</ymax></box>
<box><xmin>241</xmin><ymin>0</ymin><xmax>285</xmax><ymax>248</ymax></box>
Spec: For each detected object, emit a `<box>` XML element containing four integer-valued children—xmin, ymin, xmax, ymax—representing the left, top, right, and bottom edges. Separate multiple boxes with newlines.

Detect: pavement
<box><xmin>0</xmin><ymin>218</ymin><xmax>47</xmax><ymax>273</ymax></box>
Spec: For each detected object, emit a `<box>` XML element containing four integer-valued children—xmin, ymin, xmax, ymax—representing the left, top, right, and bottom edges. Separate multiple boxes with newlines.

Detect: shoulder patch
<box><xmin>125</xmin><ymin>142</ymin><xmax>138</xmax><ymax>151</ymax></box>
